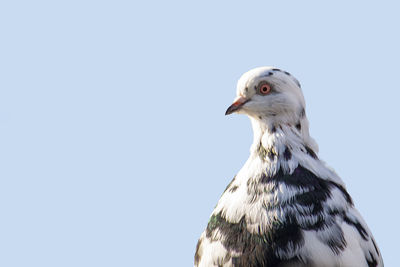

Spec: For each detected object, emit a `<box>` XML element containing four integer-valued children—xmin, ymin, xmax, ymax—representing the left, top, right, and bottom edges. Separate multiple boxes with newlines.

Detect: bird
<box><xmin>194</xmin><ymin>67</ymin><xmax>383</xmax><ymax>267</ymax></box>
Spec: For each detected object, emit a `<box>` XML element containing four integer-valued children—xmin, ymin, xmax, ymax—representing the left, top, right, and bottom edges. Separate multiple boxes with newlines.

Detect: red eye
<box><xmin>259</xmin><ymin>83</ymin><xmax>271</xmax><ymax>95</ymax></box>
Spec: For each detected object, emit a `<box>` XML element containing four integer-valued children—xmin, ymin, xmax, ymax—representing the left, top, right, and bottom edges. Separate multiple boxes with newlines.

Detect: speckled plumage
<box><xmin>195</xmin><ymin>67</ymin><xmax>383</xmax><ymax>267</ymax></box>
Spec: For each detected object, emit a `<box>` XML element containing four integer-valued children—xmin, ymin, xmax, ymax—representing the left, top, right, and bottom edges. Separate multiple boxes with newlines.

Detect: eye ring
<box><xmin>258</xmin><ymin>82</ymin><xmax>271</xmax><ymax>95</ymax></box>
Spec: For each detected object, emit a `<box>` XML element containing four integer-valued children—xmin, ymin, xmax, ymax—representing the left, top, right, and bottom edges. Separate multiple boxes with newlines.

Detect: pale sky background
<box><xmin>0</xmin><ymin>1</ymin><xmax>399</xmax><ymax>266</ymax></box>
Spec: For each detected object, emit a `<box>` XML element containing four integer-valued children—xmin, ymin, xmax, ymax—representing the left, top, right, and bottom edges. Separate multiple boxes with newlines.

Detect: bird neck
<box><xmin>249</xmin><ymin>116</ymin><xmax>319</xmax><ymax>175</ymax></box>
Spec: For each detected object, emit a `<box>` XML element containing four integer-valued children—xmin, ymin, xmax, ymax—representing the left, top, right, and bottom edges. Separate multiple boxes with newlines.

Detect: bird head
<box><xmin>226</xmin><ymin>67</ymin><xmax>306</xmax><ymax>125</ymax></box>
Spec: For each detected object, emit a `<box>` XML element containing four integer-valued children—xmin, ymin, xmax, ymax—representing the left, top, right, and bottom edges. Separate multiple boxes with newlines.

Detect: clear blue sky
<box><xmin>0</xmin><ymin>1</ymin><xmax>398</xmax><ymax>266</ymax></box>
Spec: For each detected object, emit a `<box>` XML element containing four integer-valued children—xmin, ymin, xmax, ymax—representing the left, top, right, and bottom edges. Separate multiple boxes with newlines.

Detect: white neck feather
<box><xmin>249</xmin><ymin>116</ymin><xmax>317</xmax><ymax>157</ymax></box>
<box><xmin>245</xmin><ymin>116</ymin><xmax>341</xmax><ymax>184</ymax></box>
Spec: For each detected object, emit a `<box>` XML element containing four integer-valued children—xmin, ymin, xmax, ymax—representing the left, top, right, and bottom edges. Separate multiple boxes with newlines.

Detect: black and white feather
<box><xmin>195</xmin><ymin>67</ymin><xmax>383</xmax><ymax>267</ymax></box>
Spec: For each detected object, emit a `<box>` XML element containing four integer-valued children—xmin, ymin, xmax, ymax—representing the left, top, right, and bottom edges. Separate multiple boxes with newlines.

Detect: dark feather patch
<box><xmin>371</xmin><ymin>238</ymin><xmax>380</xmax><ymax>256</ymax></box>
<box><xmin>223</xmin><ymin>176</ymin><xmax>236</xmax><ymax>193</ymax></box>
<box><xmin>328</xmin><ymin>181</ymin><xmax>353</xmax><ymax>205</ymax></box>
<box><xmin>366</xmin><ymin>251</ymin><xmax>378</xmax><ymax>267</ymax></box>
<box><xmin>343</xmin><ymin>216</ymin><xmax>369</xmax><ymax>240</ymax></box>
<box><xmin>283</xmin><ymin>146</ymin><xmax>292</xmax><ymax>160</ymax></box>
<box><xmin>261</xmin><ymin>72</ymin><xmax>274</xmax><ymax>78</ymax></box>
<box><xmin>299</xmin><ymin>108</ymin><xmax>305</xmax><ymax>118</ymax></box>
<box><xmin>230</xmin><ymin>185</ymin><xmax>239</xmax><ymax>193</ymax></box>
<box><xmin>194</xmin><ymin>238</ymin><xmax>202</xmax><ymax>265</ymax></box>
<box><xmin>203</xmin><ymin>165</ymin><xmax>356</xmax><ymax>265</ymax></box>
<box><xmin>206</xmin><ymin>212</ymin><xmax>304</xmax><ymax>267</ymax></box>
<box><xmin>305</xmin><ymin>146</ymin><xmax>318</xmax><ymax>159</ymax></box>
<box><xmin>258</xmin><ymin>166</ymin><xmax>348</xmax><ymax>251</ymax></box>
<box><xmin>263</xmin><ymin>166</ymin><xmax>324</xmax><ymax>189</ymax></box>
<box><xmin>267</xmin><ymin>166</ymin><xmax>353</xmax><ymax>208</ymax></box>
<box><xmin>258</xmin><ymin>143</ymin><xmax>276</xmax><ymax>161</ymax></box>
<box><xmin>293</xmin><ymin>78</ymin><xmax>301</xmax><ymax>88</ymax></box>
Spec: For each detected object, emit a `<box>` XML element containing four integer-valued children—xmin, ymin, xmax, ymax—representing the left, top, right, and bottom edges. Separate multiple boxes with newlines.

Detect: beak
<box><xmin>225</xmin><ymin>95</ymin><xmax>249</xmax><ymax>115</ymax></box>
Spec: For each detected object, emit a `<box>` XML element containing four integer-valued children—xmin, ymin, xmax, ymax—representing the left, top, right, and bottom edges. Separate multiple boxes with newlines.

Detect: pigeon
<box><xmin>194</xmin><ymin>67</ymin><xmax>383</xmax><ymax>267</ymax></box>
